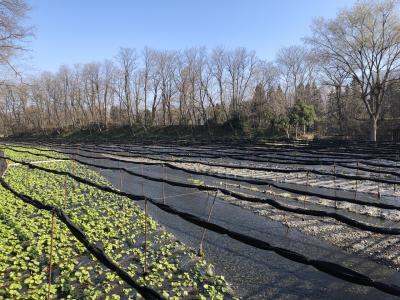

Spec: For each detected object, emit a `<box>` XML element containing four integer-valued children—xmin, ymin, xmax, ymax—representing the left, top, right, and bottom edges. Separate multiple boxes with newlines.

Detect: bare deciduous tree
<box><xmin>0</xmin><ymin>0</ymin><xmax>31</xmax><ymax>81</ymax></box>
<box><xmin>307</xmin><ymin>0</ymin><xmax>400</xmax><ymax>141</ymax></box>
<box><xmin>277</xmin><ymin>45</ymin><xmax>315</xmax><ymax>106</ymax></box>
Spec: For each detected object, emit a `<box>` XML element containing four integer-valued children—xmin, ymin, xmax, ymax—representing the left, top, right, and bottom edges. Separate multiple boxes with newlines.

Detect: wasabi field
<box><xmin>0</xmin><ymin>141</ymin><xmax>399</xmax><ymax>299</ymax></box>
<box><xmin>1</xmin><ymin>0</ymin><xmax>400</xmax><ymax>298</ymax></box>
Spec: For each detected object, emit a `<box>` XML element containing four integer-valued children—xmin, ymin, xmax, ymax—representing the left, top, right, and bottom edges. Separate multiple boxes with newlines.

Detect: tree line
<box><xmin>0</xmin><ymin>0</ymin><xmax>399</xmax><ymax>141</ymax></box>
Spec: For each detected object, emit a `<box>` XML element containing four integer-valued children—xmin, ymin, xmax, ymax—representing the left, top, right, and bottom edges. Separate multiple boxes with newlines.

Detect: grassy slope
<box><xmin>0</xmin><ymin>147</ymin><xmax>233</xmax><ymax>299</ymax></box>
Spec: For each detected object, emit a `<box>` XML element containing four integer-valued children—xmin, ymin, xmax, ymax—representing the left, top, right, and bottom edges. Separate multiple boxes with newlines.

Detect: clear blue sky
<box><xmin>26</xmin><ymin>0</ymin><xmax>355</xmax><ymax>73</ymax></box>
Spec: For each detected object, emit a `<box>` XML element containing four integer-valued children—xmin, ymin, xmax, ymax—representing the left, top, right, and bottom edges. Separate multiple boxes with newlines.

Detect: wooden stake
<box><xmin>162</xmin><ymin>178</ymin><xmax>166</xmax><ymax>205</ymax></box>
<box><xmin>378</xmin><ymin>166</ymin><xmax>383</xmax><ymax>218</ymax></box>
<box><xmin>47</xmin><ymin>211</ymin><xmax>56</xmax><ymax>300</ymax></box>
<box><xmin>272</xmin><ymin>186</ymin><xmax>288</xmax><ymax>228</ymax></box>
<box><xmin>397</xmin><ymin>154</ymin><xmax>399</xmax><ymax>193</ymax></box>
<box><xmin>162</xmin><ymin>177</ymin><xmax>165</xmax><ymax>204</ymax></box>
<box><xmin>198</xmin><ymin>192</ymin><xmax>217</xmax><ymax>257</ymax></box>
<box><xmin>354</xmin><ymin>161</ymin><xmax>359</xmax><ymax>199</ymax></box>
<box><xmin>333</xmin><ymin>163</ymin><xmax>336</xmax><ymax>189</ymax></box>
<box><xmin>141</xmin><ymin>165</ymin><xmax>148</xmax><ymax>275</ymax></box>
<box><xmin>71</xmin><ymin>158</ymin><xmax>76</xmax><ymax>190</ymax></box>
<box><xmin>204</xmin><ymin>192</ymin><xmax>211</xmax><ymax>206</ymax></box>
<box><xmin>304</xmin><ymin>171</ymin><xmax>309</xmax><ymax>209</ymax></box>
<box><xmin>333</xmin><ymin>163</ymin><xmax>337</xmax><ymax>209</ymax></box>
<box><xmin>119</xmin><ymin>168</ymin><xmax>123</xmax><ymax>190</ymax></box>
<box><xmin>142</xmin><ymin>202</ymin><xmax>148</xmax><ymax>273</ymax></box>
<box><xmin>64</xmin><ymin>176</ymin><xmax>67</xmax><ymax>209</ymax></box>
<box><xmin>377</xmin><ymin>166</ymin><xmax>381</xmax><ymax>199</ymax></box>
<box><xmin>143</xmin><ymin>194</ymin><xmax>148</xmax><ymax>275</ymax></box>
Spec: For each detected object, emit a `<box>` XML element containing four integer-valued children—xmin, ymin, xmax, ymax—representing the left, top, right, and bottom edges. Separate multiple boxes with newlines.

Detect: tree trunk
<box><xmin>370</xmin><ymin>116</ymin><xmax>378</xmax><ymax>142</ymax></box>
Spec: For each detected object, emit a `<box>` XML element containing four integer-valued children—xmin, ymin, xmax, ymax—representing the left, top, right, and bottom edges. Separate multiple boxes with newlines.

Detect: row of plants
<box><xmin>0</xmin><ymin>147</ymin><xmax>234</xmax><ymax>299</ymax></box>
